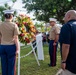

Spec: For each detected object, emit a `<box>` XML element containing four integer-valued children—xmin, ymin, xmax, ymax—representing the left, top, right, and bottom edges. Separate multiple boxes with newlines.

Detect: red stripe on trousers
<box><xmin>14</xmin><ymin>56</ymin><xmax>16</xmax><ymax>75</ymax></box>
<box><xmin>52</xmin><ymin>45</ymin><xmax>56</xmax><ymax>66</ymax></box>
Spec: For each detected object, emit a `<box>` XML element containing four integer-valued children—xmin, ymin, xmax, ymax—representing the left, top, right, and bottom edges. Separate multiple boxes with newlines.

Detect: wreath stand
<box><xmin>17</xmin><ymin>40</ymin><xmax>40</xmax><ymax>75</ymax></box>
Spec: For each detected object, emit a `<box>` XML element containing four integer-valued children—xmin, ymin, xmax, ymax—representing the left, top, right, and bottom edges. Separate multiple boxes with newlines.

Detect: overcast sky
<box><xmin>0</xmin><ymin>0</ymin><xmax>34</xmax><ymax>18</ymax></box>
<box><xmin>0</xmin><ymin>0</ymin><xmax>23</xmax><ymax>9</ymax></box>
<box><xmin>0</xmin><ymin>0</ymin><xmax>39</xmax><ymax>23</ymax></box>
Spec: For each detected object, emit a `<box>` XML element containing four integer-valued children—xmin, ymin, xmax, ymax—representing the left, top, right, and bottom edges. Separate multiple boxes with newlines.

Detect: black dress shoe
<box><xmin>48</xmin><ymin>64</ymin><xmax>51</xmax><ymax>67</ymax></box>
<box><xmin>48</xmin><ymin>64</ymin><xmax>56</xmax><ymax>67</ymax></box>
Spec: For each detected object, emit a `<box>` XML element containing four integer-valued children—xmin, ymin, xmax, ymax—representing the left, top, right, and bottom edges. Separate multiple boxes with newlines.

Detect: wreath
<box><xmin>15</xmin><ymin>14</ymin><xmax>36</xmax><ymax>44</ymax></box>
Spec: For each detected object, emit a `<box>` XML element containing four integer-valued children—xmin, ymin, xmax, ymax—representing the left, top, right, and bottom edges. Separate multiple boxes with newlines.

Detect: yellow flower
<box><xmin>15</xmin><ymin>14</ymin><xmax>36</xmax><ymax>44</ymax></box>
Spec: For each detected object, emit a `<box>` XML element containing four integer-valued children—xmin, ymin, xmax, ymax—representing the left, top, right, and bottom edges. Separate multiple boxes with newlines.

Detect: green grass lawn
<box><xmin>0</xmin><ymin>44</ymin><xmax>61</xmax><ymax>75</ymax></box>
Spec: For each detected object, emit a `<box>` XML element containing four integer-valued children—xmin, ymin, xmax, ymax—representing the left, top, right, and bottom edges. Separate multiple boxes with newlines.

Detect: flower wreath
<box><xmin>15</xmin><ymin>14</ymin><xmax>36</xmax><ymax>44</ymax></box>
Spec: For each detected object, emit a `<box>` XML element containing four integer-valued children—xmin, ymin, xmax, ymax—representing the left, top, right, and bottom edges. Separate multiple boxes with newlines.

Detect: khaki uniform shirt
<box><xmin>49</xmin><ymin>25</ymin><xmax>60</xmax><ymax>40</ymax></box>
<box><xmin>0</xmin><ymin>20</ymin><xmax>19</xmax><ymax>45</ymax></box>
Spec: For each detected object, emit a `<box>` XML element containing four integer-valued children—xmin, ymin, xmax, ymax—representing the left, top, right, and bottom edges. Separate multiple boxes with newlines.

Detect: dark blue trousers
<box><xmin>49</xmin><ymin>40</ymin><xmax>58</xmax><ymax>66</ymax></box>
<box><xmin>0</xmin><ymin>44</ymin><xmax>16</xmax><ymax>75</ymax></box>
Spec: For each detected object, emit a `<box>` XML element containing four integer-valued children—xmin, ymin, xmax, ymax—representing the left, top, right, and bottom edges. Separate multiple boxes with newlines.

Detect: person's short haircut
<box><xmin>4</xmin><ymin>14</ymin><xmax>13</xmax><ymax>19</ymax></box>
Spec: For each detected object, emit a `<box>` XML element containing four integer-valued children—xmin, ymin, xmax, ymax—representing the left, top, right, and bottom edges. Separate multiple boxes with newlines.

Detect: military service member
<box><xmin>48</xmin><ymin>18</ymin><xmax>60</xmax><ymax>67</ymax></box>
<box><xmin>0</xmin><ymin>10</ymin><xmax>20</xmax><ymax>75</ymax></box>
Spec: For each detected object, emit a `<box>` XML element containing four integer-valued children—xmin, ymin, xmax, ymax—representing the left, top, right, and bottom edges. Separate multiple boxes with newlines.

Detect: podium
<box><xmin>36</xmin><ymin>33</ymin><xmax>44</xmax><ymax>60</ymax></box>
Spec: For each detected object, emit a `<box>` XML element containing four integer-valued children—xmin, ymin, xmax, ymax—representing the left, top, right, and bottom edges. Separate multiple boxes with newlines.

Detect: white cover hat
<box><xmin>49</xmin><ymin>18</ymin><xmax>57</xmax><ymax>22</ymax></box>
<box><xmin>3</xmin><ymin>10</ymin><xmax>14</xmax><ymax>14</ymax></box>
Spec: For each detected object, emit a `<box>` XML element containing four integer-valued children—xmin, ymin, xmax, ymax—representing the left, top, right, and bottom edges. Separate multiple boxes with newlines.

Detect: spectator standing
<box><xmin>59</xmin><ymin>10</ymin><xmax>76</xmax><ymax>75</ymax></box>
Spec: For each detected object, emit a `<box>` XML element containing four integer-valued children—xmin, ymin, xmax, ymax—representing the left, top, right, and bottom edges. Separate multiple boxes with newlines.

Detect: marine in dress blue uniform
<box><xmin>0</xmin><ymin>10</ymin><xmax>19</xmax><ymax>75</ymax></box>
<box><xmin>48</xmin><ymin>18</ymin><xmax>60</xmax><ymax>67</ymax></box>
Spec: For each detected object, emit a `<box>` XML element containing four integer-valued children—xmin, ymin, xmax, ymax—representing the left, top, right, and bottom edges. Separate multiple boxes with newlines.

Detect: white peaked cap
<box><xmin>49</xmin><ymin>18</ymin><xmax>57</xmax><ymax>22</ymax></box>
<box><xmin>3</xmin><ymin>10</ymin><xmax>14</xmax><ymax>14</ymax></box>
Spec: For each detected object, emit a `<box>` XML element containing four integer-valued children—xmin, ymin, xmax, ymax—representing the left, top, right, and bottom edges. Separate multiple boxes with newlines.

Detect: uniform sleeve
<box><xmin>59</xmin><ymin>24</ymin><xmax>71</xmax><ymax>44</ymax></box>
<box><xmin>0</xmin><ymin>32</ymin><xmax>1</xmax><ymax>37</ymax></box>
<box><xmin>0</xmin><ymin>25</ymin><xmax>1</xmax><ymax>36</ymax></box>
<box><xmin>55</xmin><ymin>26</ymin><xmax>60</xmax><ymax>34</ymax></box>
<box><xmin>14</xmin><ymin>24</ymin><xmax>20</xmax><ymax>35</ymax></box>
<box><xmin>0</xmin><ymin>25</ymin><xmax>1</xmax><ymax>43</ymax></box>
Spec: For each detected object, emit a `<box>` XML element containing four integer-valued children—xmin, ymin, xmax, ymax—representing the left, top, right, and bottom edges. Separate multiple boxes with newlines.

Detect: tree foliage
<box><xmin>0</xmin><ymin>0</ymin><xmax>17</xmax><ymax>21</ymax></box>
<box><xmin>22</xmin><ymin>0</ymin><xmax>76</xmax><ymax>23</ymax></box>
<box><xmin>0</xmin><ymin>3</ymin><xmax>10</xmax><ymax>21</ymax></box>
